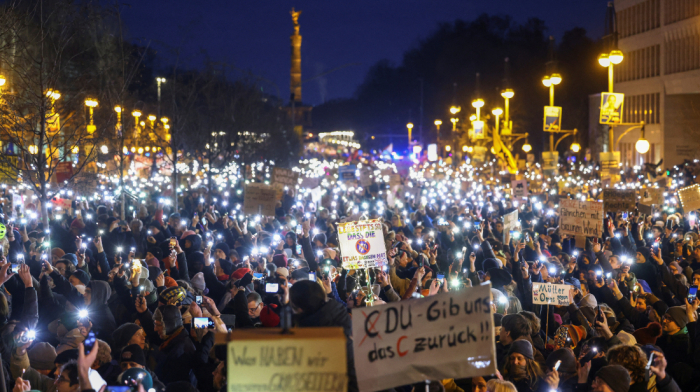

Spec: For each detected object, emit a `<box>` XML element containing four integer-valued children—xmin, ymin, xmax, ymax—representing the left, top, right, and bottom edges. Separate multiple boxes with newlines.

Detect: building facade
<box><xmin>596</xmin><ymin>0</ymin><xmax>700</xmax><ymax>168</ymax></box>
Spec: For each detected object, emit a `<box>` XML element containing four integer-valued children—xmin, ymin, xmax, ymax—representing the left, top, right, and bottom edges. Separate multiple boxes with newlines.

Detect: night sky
<box><xmin>122</xmin><ymin>0</ymin><xmax>609</xmax><ymax>106</ymax></box>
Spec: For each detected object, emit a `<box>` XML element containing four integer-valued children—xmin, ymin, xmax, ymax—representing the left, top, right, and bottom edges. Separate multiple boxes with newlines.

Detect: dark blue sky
<box><xmin>122</xmin><ymin>0</ymin><xmax>609</xmax><ymax>106</ymax></box>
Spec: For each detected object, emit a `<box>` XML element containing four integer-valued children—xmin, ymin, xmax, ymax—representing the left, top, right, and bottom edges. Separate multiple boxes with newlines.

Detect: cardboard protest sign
<box><xmin>559</xmin><ymin>199</ymin><xmax>603</xmax><ymax>237</ymax></box>
<box><xmin>352</xmin><ymin>285</ymin><xmax>496</xmax><ymax>392</ymax></box>
<box><xmin>338</xmin><ymin>165</ymin><xmax>357</xmax><ymax>181</ymax></box>
<box><xmin>271</xmin><ymin>167</ymin><xmax>298</xmax><ymax>188</ymax></box>
<box><xmin>532</xmin><ymin>282</ymin><xmax>572</xmax><ymax>306</ymax></box>
<box><xmin>678</xmin><ymin>184</ymin><xmax>700</xmax><ymax>212</ymax></box>
<box><xmin>359</xmin><ymin>169</ymin><xmax>372</xmax><ymax>187</ymax></box>
<box><xmin>639</xmin><ymin>188</ymin><xmax>664</xmax><ymax>206</ymax></box>
<box><xmin>503</xmin><ymin>210</ymin><xmax>518</xmax><ymax>242</ymax></box>
<box><xmin>511</xmin><ymin>180</ymin><xmax>528</xmax><ymax>197</ymax></box>
<box><xmin>226</xmin><ymin>328</ymin><xmax>347</xmax><ymax>392</ymax></box>
<box><xmin>602</xmin><ymin>189</ymin><xmax>636</xmax><ymax>213</ymax></box>
<box><xmin>51</xmin><ymin>197</ymin><xmax>72</xmax><ymax>212</ymax></box>
<box><xmin>337</xmin><ymin>219</ymin><xmax>387</xmax><ymax>269</ymax></box>
<box><xmin>300</xmin><ymin>176</ymin><xmax>321</xmax><ymax>189</ymax></box>
<box><xmin>243</xmin><ymin>183</ymin><xmax>278</xmax><ymax>216</ymax></box>
<box><xmin>388</xmin><ymin>174</ymin><xmax>401</xmax><ymax>186</ymax></box>
<box><xmin>638</xmin><ymin>204</ymin><xmax>652</xmax><ymax>216</ymax></box>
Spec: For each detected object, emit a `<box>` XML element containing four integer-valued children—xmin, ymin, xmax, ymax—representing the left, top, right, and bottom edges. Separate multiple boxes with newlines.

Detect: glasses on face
<box><xmin>248</xmin><ymin>304</ymin><xmax>260</xmax><ymax>313</ymax></box>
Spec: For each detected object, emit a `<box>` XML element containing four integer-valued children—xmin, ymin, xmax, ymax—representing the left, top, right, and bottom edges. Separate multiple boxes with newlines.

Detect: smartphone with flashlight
<box><xmin>689</xmin><ymin>286</ymin><xmax>698</xmax><ymax>302</ymax></box>
<box><xmin>309</xmin><ymin>272</ymin><xmax>316</xmax><ymax>282</ymax></box>
<box><xmin>266</xmin><ymin>283</ymin><xmax>279</xmax><ymax>293</ymax></box>
<box><xmin>169</xmin><ymin>237</ymin><xmax>176</xmax><ymax>248</ymax></box>
<box><xmin>192</xmin><ymin>317</ymin><xmax>215</xmax><ymax>329</ymax></box>
<box><xmin>84</xmin><ymin>331</ymin><xmax>96</xmax><ymax>355</ymax></box>
<box><xmin>195</xmin><ymin>296</ymin><xmax>202</xmax><ymax>305</ymax></box>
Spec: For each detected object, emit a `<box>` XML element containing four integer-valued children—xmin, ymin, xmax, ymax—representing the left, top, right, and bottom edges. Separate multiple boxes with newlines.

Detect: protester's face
<box><xmin>498</xmin><ymin>327</ymin><xmax>510</xmax><ymax>345</ymax></box>
<box><xmin>286</xmin><ymin>236</ymin><xmax>294</xmax><ymax>246</ymax></box>
<box><xmin>471</xmin><ymin>376</ymin><xmax>487</xmax><ymax>392</ymax></box>
<box><xmin>635</xmin><ymin>298</ymin><xmax>647</xmax><ymax>312</ymax></box>
<box><xmin>215</xmin><ymin>249</ymin><xmax>226</xmax><ymax>260</ymax></box>
<box><xmin>670</xmin><ymin>265</ymin><xmax>679</xmax><ymax>275</ymax></box>
<box><xmin>496</xmin><ymin>223</ymin><xmax>503</xmax><ymax>232</ymax></box>
<box><xmin>591</xmin><ymin>377</ymin><xmax>615</xmax><ymax>392</ymax></box>
<box><xmin>84</xmin><ymin>287</ymin><xmax>92</xmax><ymax>306</ymax></box>
<box><xmin>636</xmin><ymin>252</ymin><xmax>644</xmax><ymax>263</ymax></box>
<box><xmin>120</xmin><ymin>361</ymin><xmax>145</xmax><ymax>372</ymax></box>
<box><xmin>68</xmin><ymin>275</ymin><xmax>82</xmax><ymax>288</ymax></box>
<box><xmin>55</xmin><ymin>262</ymin><xmax>68</xmax><ymax>276</ymax></box>
<box><xmin>184</xmin><ymin>240</ymin><xmax>192</xmax><ymax>249</ymax></box>
<box><xmin>248</xmin><ymin>301</ymin><xmax>263</xmax><ymax>318</ymax></box>
<box><xmin>510</xmin><ymin>353</ymin><xmax>527</xmax><ymax>367</ymax></box>
<box><xmin>154</xmin><ymin>320</ymin><xmax>165</xmax><ymax>339</ymax></box>
<box><xmin>168</xmin><ymin>217</ymin><xmax>180</xmax><ymax>228</ymax></box>
<box><xmin>54</xmin><ymin>370</ymin><xmax>78</xmax><ymax>392</ymax></box>
<box><xmin>693</xmin><ymin>274</ymin><xmax>700</xmax><ymax>287</ymax></box>
<box><xmin>128</xmin><ymin>328</ymin><xmax>147</xmax><ymax>349</ymax></box>
<box><xmin>609</xmin><ymin>256</ymin><xmax>620</xmax><ymax>269</ymax></box>
<box><xmin>662</xmin><ymin>314</ymin><xmax>680</xmax><ymax>333</ymax></box>
<box><xmin>146</xmin><ymin>252</ymin><xmax>155</xmax><ymax>264</ymax></box>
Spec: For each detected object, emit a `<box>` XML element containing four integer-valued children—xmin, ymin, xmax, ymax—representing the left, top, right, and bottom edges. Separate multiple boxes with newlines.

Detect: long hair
<box><xmin>502</xmin><ymin>354</ymin><xmax>544</xmax><ymax>389</ymax></box>
<box><xmin>607</xmin><ymin>344</ymin><xmax>646</xmax><ymax>383</ymax></box>
<box><xmin>486</xmin><ymin>379</ymin><xmax>517</xmax><ymax>392</ymax></box>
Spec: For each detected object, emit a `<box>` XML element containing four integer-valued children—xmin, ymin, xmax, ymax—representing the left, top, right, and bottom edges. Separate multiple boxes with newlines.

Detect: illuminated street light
<box><xmin>522</xmin><ymin>141</ymin><xmax>532</xmax><ymax>153</ymax></box>
<box><xmin>449</xmin><ymin>106</ymin><xmax>461</xmax><ymax>115</ymax></box>
<box><xmin>84</xmin><ymin>98</ymin><xmax>98</xmax><ymax>135</ymax></box>
<box><xmin>450</xmin><ymin>117</ymin><xmax>459</xmax><ymax>131</ymax></box>
<box><xmin>0</xmin><ymin>75</ymin><xmax>6</xmax><ymax>87</ymax></box>
<box><xmin>434</xmin><ymin>119</ymin><xmax>442</xmax><ymax>132</ymax></box>
<box><xmin>471</xmin><ymin>98</ymin><xmax>484</xmax><ymax>122</ymax></box>
<box><xmin>406</xmin><ymin>122</ymin><xmax>413</xmax><ymax>146</ymax></box>
<box><xmin>462</xmin><ymin>145</ymin><xmax>468</xmax><ymax>152</ymax></box>
<box><xmin>100</xmin><ymin>145</ymin><xmax>108</xmax><ymax>154</ymax></box>
<box><xmin>636</xmin><ymin>125</ymin><xmax>649</xmax><ymax>154</ymax></box>
<box><xmin>571</xmin><ymin>142</ymin><xmax>581</xmax><ymax>153</ymax></box>
<box><xmin>445</xmin><ymin>145</ymin><xmax>451</xmax><ymax>152</ymax></box>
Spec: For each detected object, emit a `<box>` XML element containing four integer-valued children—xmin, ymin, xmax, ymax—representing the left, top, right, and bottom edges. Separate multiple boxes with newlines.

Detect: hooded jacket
<box><xmin>86</xmin><ymin>280</ymin><xmax>117</xmax><ymax>345</ymax></box>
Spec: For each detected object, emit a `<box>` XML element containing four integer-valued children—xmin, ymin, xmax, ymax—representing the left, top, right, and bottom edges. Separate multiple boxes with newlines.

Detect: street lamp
<box><xmin>599</xmin><ymin>49</ymin><xmax>623</xmax><ymax>92</ymax></box>
<box><xmin>571</xmin><ymin>142</ymin><xmax>581</xmax><ymax>153</ymax></box>
<box><xmin>100</xmin><ymin>145</ymin><xmax>108</xmax><ymax>154</ymax></box>
<box><xmin>471</xmin><ymin>98</ymin><xmax>484</xmax><ymax>121</ymax></box>
<box><xmin>450</xmin><ymin>117</ymin><xmax>459</xmax><ymax>131</ymax></box>
<box><xmin>114</xmin><ymin>106</ymin><xmax>122</xmax><ymax>136</ymax></box>
<box><xmin>132</xmin><ymin>110</ymin><xmax>141</xmax><ymax>137</ymax></box>
<box><xmin>542</xmin><ymin>73</ymin><xmax>562</xmax><ymax>106</ymax></box>
<box><xmin>84</xmin><ymin>98</ymin><xmax>98</xmax><ymax>135</ymax></box>
<box><xmin>449</xmin><ymin>106</ymin><xmax>461</xmax><ymax>115</ymax></box>
<box><xmin>445</xmin><ymin>145</ymin><xmax>451</xmax><ymax>152</ymax></box>
<box><xmin>434</xmin><ymin>119</ymin><xmax>442</xmax><ymax>131</ymax></box>
<box><xmin>0</xmin><ymin>75</ymin><xmax>6</xmax><ymax>87</ymax></box>
<box><xmin>492</xmin><ymin>108</ymin><xmax>503</xmax><ymax>136</ymax></box>
<box><xmin>635</xmin><ymin>125</ymin><xmax>649</xmax><ymax>154</ymax></box>
<box><xmin>501</xmin><ymin>89</ymin><xmax>514</xmax><ymax>133</ymax></box>
<box><xmin>406</xmin><ymin>122</ymin><xmax>413</xmax><ymax>146</ymax></box>
<box><xmin>522</xmin><ymin>140</ymin><xmax>532</xmax><ymax>153</ymax></box>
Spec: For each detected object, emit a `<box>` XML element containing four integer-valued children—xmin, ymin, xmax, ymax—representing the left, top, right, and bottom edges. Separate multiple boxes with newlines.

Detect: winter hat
<box><xmin>214</xmin><ymin>243</ymin><xmax>230</xmax><ymax>258</ymax></box>
<box><xmin>112</xmin><ymin>323</ymin><xmax>142</xmax><ymax>352</ymax></box>
<box><xmin>164</xmin><ymin>276</ymin><xmax>178</xmax><ymax>288</ymax></box>
<box><xmin>138</xmin><ymin>278</ymin><xmax>155</xmax><ymax>294</ymax></box>
<box><xmin>180</xmin><ymin>230</ymin><xmax>196</xmax><ymax>241</ymax></box>
<box><xmin>55</xmin><ymin>349</ymin><xmax>79</xmax><ymax>365</ymax></box>
<box><xmin>633</xmin><ymin>322</ymin><xmax>662</xmax><ymax>345</ymax></box>
<box><xmin>483</xmin><ymin>258</ymin><xmax>502</xmax><ymax>272</ymax></box>
<box><xmin>188</xmin><ymin>251</ymin><xmax>205</xmax><ymax>266</ymax></box>
<box><xmin>148</xmin><ymin>266</ymin><xmax>163</xmax><ymax>283</ymax></box>
<box><xmin>291</xmin><ymin>268</ymin><xmax>310</xmax><ymax>282</ymax></box>
<box><xmin>161</xmin><ymin>305</ymin><xmax>183</xmax><ymax>335</ymax></box>
<box><xmin>71</xmin><ymin>269</ymin><xmax>90</xmax><ymax>286</ymax></box>
<box><xmin>119</xmin><ymin>344</ymin><xmax>147</xmax><ymax>367</ymax></box>
<box><xmin>259</xmin><ymin>305</ymin><xmax>280</xmax><ymax>327</ymax></box>
<box><xmin>545</xmin><ymin>348</ymin><xmax>577</xmax><ymax>373</ymax></box>
<box><xmin>191</xmin><ymin>272</ymin><xmax>205</xmax><ymax>291</ymax></box>
<box><xmin>51</xmin><ymin>248</ymin><xmax>66</xmax><ymax>260</ymax></box>
<box><xmin>323</xmin><ymin>248</ymin><xmax>337</xmax><ymax>260</ymax></box>
<box><xmin>616</xmin><ymin>330</ymin><xmax>637</xmax><ymax>346</ymax></box>
<box><xmin>313</xmin><ymin>232</ymin><xmax>327</xmax><ymax>246</ymax></box>
<box><xmin>147</xmin><ymin>247</ymin><xmax>163</xmax><ymax>261</ymax></box>
<box><xmin>62</xmin><ymin>253</ymin><xmax>78</xmax><ymax>266</ymax></box>
<box><xmin>595</xmin><ymin>365</ymin><xmax>631</xmax><ymax>392</ymax></box>
<box><xmin>563</xmin><ymin>277</ymin><xmax>581</xmax><ymax>291</ymax></box>
<box><xmin>488</xmin><ymin>268</ymin><xmax>512</xmax><ymax>288</ymax></box>
<box><xmin>28</xmin><ymin>342</ymin><xmax>57</xmax><ymax>370</ymax></box>
<box><xmin>508</xmin><ymin>339</ymin><xmax>534</xmax><ymax>360</ymax></box>
<box><xmin>159</xmin><ymin>286</ymin><xmax>187</xmax><ymax>305</ymax></box>
<box><xmin>669</xmin><ymin>261</ymin><xmax>681</xmax><ymax>274</ymax></box>
<box><xmin>579</xmin><ymin>293</ymin><xmax>598</xmax><ymax>308</ymax></box>
<box><xmin>71</xmin><ymin>219</ymin><xmax>85</xmax><ymax>230</ymax></box>
<box><xmin>665</xmin><ymin>306</ymin><xmax>689</xmax><ymax>329</ymax></box>
<box><xmin>231</xmin><ymin>268</ymin><xmax>251</xmax><ymax>281</ymax></box>
<box><xmin>564</xmin><ymin>324</ymin><xmax>587</xmax><ymax>348</ymax></box>
<box><xmin>272</xmin><ymin>253</ymin><xmax>288</xmax><ymax>268</ymax></box>
<box><xmin>636</xmin><ymin>247</ymin><xmax>651</xmax><ymax>263</ymax></box>
<box><xmin>276</xmin><ymin>267</ymin><xmax>290</xmax><ymax>278</ymax></box>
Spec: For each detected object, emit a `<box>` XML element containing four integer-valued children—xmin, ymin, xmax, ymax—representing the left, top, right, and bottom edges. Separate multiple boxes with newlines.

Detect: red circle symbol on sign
<box><xmin>356</xmin><ymin>239</ymin><xmax>370</xmax><ymax>255</ymax></box>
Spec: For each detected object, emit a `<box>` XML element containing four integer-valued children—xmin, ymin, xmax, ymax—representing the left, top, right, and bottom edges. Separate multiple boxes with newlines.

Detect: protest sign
<box><xmin>388</xmin><ymin>174</ymin><xmax>401</xmax><ymax>186</ymax></box>
<box><xmin>225</xmin><ymin>328</ymin><xmax>347</xmax><ymax>392</ymax></box>
<box><xmin>338</xmin><ymin>165</ymin><xmax>357</xmax><ymax>181</ymax></box>
<box><xmin>638</xmin><ymin>204</ymin><xmax>652</xmax><ymax>216</ymax></box>
<box><xmin>359</xmin><ymin>169</ymin><xmax>372</xmax><ymax>187</ymax></box>
<box><xmin>337</xmin><ymin>219</ymin><xmax>387</xmax><ymax>269</ymax></box>
<box><xmin>271</xmin><ymin>167</ymin><xmax>298</xmax><ymax>188</ymax></box>
<box><xmin>300</xmin><ymin>176</ymin><xmax>321</xmax><ymax>189</ymax></box>
<box><xmin>352</xmin><ymin>285</ymin><xmax>496</xmax><ymax>392</ymax></box>
<box><xmin>511</xmin><ymin>180</ymin><xmax>528</xmax><ymax>197</ymax></box>
<box><xmin>503</xmin><ymin>210</ymin><xmax>518</xmax><ymax>242</ymax></box>
<box><xmin>678</xmin><ymin>184</ymin><xmax>700</xmax><ymax>212</ymax></box>
<box><xmin>639</xmin><ymin>188</ymin><xmax>664</xmax><ymax>205</ymax></box>
<box><xmin>602</xmin><ymin>189</ymin><xmax>636</xmax><ymax>213</ymax></box>
<box><xmin>532</xmin><ymin>282</ymin><xmax>573</xmax><ymax>306</ymax></box>
<box><xmin>559</xmin><ymin>199</ymin><xmax>603</xmax><ymax>237</ymax></box>
<box><xmin>243</xmin><ymin>183</ymin><xmax>277</xmax><ymax>216</ymax></box>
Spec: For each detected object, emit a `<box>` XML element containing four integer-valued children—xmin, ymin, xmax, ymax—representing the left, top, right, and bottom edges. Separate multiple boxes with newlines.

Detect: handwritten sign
<box><xmin>559</xmin><ymin>199</ymin><xmax>603</xmax><ymax>237</ymax></box>
<box><xmin>337</xmin><ymin>219</ymin><xmax>387</xmax><ymax>269</ymax></box>
<box><xmin>511</xmin><ymin>180</ymin><xmax>528</xmax><ymax>197</ymax></box>
<box><xmin>388</xmin><ymin>174</ymin><xmax>401</xmax><ymax>186</ymax></box>
<box><xmin>352</xmin><ymin>285</ymin><xmax>496</xmax><ymax>392</ymax></box>
<box><xmin>602</xmin><ymin>189</ymin><xmax>636</xmax><ymax>213</ymax></box>
<box><xmin>272</xmin><ymin>167</ymin><xmax>299</xmax><ymax>188</ymax></box>
<box><xmin>639</xmin><ymin>188</ymin><xmax>664</xmax><ymax>206</ymax></box>
<box><xmin>226</xmin><ymin>328</ymin><xmax>347</xmax><ymax>392</ymax></box>
<box><xmin>503</xmin><ymin>210</ymin><xmax>518</xmax><ymax>242</ymax></box>
<box><xmin>243</xmin><ymin>183</ymin><xmax>278</xmax><ymax>216</ymax></box>
<box><xmin>678</xmin><ymin>184</ymin><xmax>700</xmax><ymax>212</ymax></box>
<box><xmin>532</xmin><ymin>282</ymin><xmax>572</xmax><ymax>306</ymax></box>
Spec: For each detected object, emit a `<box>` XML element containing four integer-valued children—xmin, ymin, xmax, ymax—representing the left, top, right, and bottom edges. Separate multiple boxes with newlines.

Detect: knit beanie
<box><xmin>595</xmin><ymin>365</ymin><xmax>631</xmax><ymax>392</ymax></box>
<box><xmin>62</xmin><ymin>254</ymin><xmax>78</xmax><ymax>266</ymax></box>
<box><xmin>71</xmin><ymin>269</ymin><xmax>90</xmax><ymax>286</ymax></box>
<box><xmin>191</xmin><ymin>272</ymin><xmax>205</xmax><ymax>291</ymax></box>
<box><xmin>214</xmin><ymin>243</ymin><xmax>230</xmax><ymax>258</ymax></box>
<box><xmin>259</xmin><ymin>305</ymin><xmax>280</xmax><ymax>328</ymax></box>
<box><xmin>120</xmin><ymin>344</ymin><xmax>147</xmax><ymax>367</ymax></box>
<box><xmin>276</xmin><ymin>267</ymin><xmax>290</xmax><ymax>278</ymax></box>
<box><xmin>159</xmin><ymin>286</ymin><xmax>186</xmax><ymax>305</ymax></box>
<box><xmin>633</xmin><ymin>322</ymin><xmax>662</xmax><ymax>345</ymax></box>
<box><xmin>483</xmin><ymin>258</ymin><xmax>502</xmax><ymax>272</ymax></box>
<box><xmin>161</xmin><ymin>305</ymin><xmax>183</xmax><ymax>335</ymax></box>
<box><xmin>55</xmin><ymin>349</ymin><xmax>79</xmax><ymax>365</ymax></box>
<box><xmin>565</xmin><ymin>324</ymin><xmax>587</xmax><ymax>348</ymax></box>
<box><xmin>508</xmin><ymin>339</ymin><xmax>534</xmax><ymax>360</ymax></box>
<box><xmin>147</xmin><ymin>266</ymin><xmax>163</xmax><ymax>283</ymax></box>
<box><xmin>665</xmin><ymin>306</ymin><xmax>689</xmax><ymax>329</ymax></box>
<box><xmin>147</xmin><ymin>247</ymin><xmax>163</xmax><ymax>261</ymax></box>
<box><xmin>112</xmin><ymin>323</ymin><xmax>142</xmax><ymax>352</ymax></box>
<box><xmin>28</xmin><ymin>342</ymin><xmax>57</xmax><ymax>370</ymax></box>
<box><xmin>188</xmin><ymin>251</ymin><xmax>205</xmax><ymax>266</ymax></box>
<box><xmin>272</xmin><ymin>254</ymin><xmax>288</xmax><ymax>268</ymax></box>
<box><xmin>51</xmin><ymin>248</ymin><xmax>66</xmax><ymax>260</ymax></box>
<box><xmin>231</xmin><ymin>268</ymin><xmax>251</xmax><ymax>281</ymax></box>
<box><xmin>164</xmin><ymin>276</ymin><xmax>178</xmax><ymax>288</ymax></box>
<box><xmin>545</xmin><ymin>348</ymin><xmax>577</xmax><ymax>374</ymax></box>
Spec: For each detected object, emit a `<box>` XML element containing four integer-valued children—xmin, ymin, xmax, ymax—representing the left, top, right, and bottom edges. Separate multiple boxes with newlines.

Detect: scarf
<box><xmin>159</xmin><ymin>326</ymin><xmax>185</xmax><ymax>350</ymax></box>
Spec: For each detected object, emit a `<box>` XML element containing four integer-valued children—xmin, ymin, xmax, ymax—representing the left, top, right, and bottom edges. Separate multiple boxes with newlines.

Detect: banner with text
<box><xmin>559</xmin><ymin>199</ymin><xmax>603</xmax><ymax>237</ymax></box>
<box><xmin>352</xmin><ymin>285</ymin><xmax>496</xmax><ymax>392</ymax></box>
<box><xmin>532</xmin><ymin>282</ymin><xmax>572</xmax><ymax>306</ymax></box>
<box><xmin>338</xmin><ymin>219</ymin><xmax>387</xmax><ymax>269</ymax></box>
<box><xmin>338</xmin><ymin>165</ymin><xmax>357</xmax><ymax>181</ymax></box>
<box><xmin>227</xmin><ymin>328</ymin><xmax>347</xmax><ymax>392</ymax></box>
<box><xmin>639</xmin><ymin>188</ymin><xmax>664</xmax><ymax>206</ymax></box>
<box><xmin>602</xmin><ymin>189</ymin><xmax>636</xmax><ymax>213</ymax></box>
<box><xmin>243</xmin><ymin>183</ymin><xmax>278</xmax><ymax>216</ymax></box>
<box><xmin>272</xmin><ymin>167</ymin><xmax>299</xmax><ymax>188</ymax></box>
<box><xmin>679</xmin><ymin>184</ymin><xmax>700</xmax><ymax>212</ymax></box>
<box><xmin>511</xmin><ymin>180</ymin><xmax>528</xmax><ymax>197</ymax></box>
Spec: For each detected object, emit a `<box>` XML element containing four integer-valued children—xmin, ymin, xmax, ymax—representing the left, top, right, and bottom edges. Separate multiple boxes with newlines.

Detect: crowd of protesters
<box><xmin>0</xmin><ymin>156</ymin><xmax>696</xmax><ymax>392</ymax></box>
